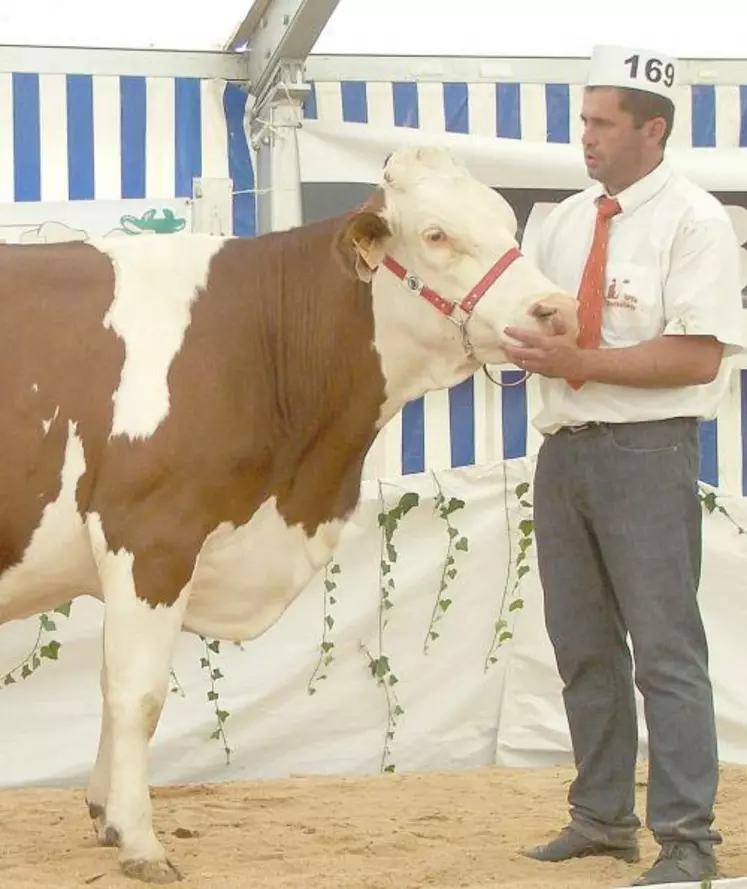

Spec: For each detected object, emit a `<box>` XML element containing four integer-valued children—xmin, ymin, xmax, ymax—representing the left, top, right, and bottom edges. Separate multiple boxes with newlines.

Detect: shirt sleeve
<box><xmin>662</xmin><ymin>214</ymin><xmax>746</xmax><ymax>357</ymax></box>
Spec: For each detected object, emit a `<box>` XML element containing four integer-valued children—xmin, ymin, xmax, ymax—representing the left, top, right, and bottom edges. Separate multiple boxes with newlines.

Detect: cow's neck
<box><xmin>370</xmin><ymin>280</ymin><xmax>478</xmax><ymax>428</ymax></box>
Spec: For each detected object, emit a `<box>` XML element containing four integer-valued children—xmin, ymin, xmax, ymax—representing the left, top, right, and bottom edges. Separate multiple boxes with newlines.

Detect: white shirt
<box><xmin>528</xmin><ymin>160</ymin><xmax>746</xmax><ymax>435</ymax></box>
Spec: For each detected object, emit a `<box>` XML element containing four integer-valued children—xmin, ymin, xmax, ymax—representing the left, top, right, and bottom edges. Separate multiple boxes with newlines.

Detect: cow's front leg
<box><xmin>94</xmin><ymin>533</ymin><xmax>190</xmax><ymax>884</ymax></box>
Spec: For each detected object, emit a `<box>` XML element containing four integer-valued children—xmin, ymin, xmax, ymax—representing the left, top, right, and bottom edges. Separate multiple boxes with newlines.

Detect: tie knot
<box><xmin>597</xmin><ymin>195</ymin><xmax>622</xmax><ymax>219</ymax></box>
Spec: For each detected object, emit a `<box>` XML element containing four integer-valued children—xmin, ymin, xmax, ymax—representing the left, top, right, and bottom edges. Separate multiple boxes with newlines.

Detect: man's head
<box><xmin>582</xmin><ymin>44</ymin><xmax>678</xmax><ymax>194</ymax></box>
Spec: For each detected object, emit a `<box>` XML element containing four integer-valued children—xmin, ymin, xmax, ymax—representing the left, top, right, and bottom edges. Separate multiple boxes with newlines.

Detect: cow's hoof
<box><xmin>87</xmin><ymin>802</ymin><xmax>118</xmax><ymax>846</ymax></box>
<box><xmin>102</xmin><ymin>824</ymin><xmax>122</xmax><ymax>847</ymax></box>
<box><xmin>121</xmin><ymin>857</ymin><xmax>183</xmax><ymax>884</ymax></box>
<box><xmin>87</xmin><ymin>800</ymin><xmax>105</xmax><ymax>823</ymax></box>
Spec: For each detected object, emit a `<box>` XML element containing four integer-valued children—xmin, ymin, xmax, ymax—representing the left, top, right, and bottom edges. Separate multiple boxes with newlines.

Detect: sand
<box><xmin>1</xmin><ymin>762</ymin><xmax>745</xmax><ymax>888</ymax></box>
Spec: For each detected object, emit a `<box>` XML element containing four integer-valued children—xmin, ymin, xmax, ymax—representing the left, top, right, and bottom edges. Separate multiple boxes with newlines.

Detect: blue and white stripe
<box><xmin>302</xmin><ymin>77</ymin><xmax>747</xmax><ymax>494</ymax></box>
<box><xmin>0</xmin><ymin>72</ymin><xmax>255</xmax><ymax>236</ymax></box>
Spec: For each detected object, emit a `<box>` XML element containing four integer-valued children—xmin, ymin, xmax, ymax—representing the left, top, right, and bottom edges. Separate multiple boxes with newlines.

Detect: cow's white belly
<box><xmin>182</xmin><ymin>497</ymin><xmax>345</xmax><ymax>641</ymax></box>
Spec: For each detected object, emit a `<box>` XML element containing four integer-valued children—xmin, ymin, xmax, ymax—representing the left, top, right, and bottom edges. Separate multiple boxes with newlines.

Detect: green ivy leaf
<box><xmin>40</xmin><ymin>641</ymin><xmax>61</xmax><ymax>660</ymax></box>
<box><xmin>398</xmin><ymin>492</ymin><xmax>420</xmax><ymax>514</ymax></box>
<box><xmin>375</xmin><ymin>656</ymin><xmax>390</xmax><ymax>678</ymax></box>
<box><xmin>444</xmin><ymin>497</ymin><xmax>465</xmax><ymax>515</ymax></box>
<box><xmin>40</xmin><ymin>614</ymin><xmax>56</xmax><ymax>632</ymax></box>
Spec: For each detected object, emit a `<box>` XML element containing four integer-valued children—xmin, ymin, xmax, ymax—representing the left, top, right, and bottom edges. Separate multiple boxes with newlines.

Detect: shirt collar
<box><xmin>591</xmin><ymin>160</ymin><xmax>673</xmax><ymax>215</ymax></box>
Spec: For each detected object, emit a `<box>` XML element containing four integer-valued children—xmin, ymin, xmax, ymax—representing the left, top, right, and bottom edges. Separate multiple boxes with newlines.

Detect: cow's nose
<box><xmin>530</xmin><ymin>303</ymin><xmax>559</xmax><ymax>320</ymax></box>
<box><xmin>529</xmin><ymin>293</ymin><xmax>579</xmax><ymax>336</ymax></box>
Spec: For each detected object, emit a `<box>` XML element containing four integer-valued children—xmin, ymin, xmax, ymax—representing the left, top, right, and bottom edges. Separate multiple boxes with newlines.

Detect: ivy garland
<box><xmin>1</xmin><ymin>476</ymin><xmax>741</xmax><ymax>774</ymax></box>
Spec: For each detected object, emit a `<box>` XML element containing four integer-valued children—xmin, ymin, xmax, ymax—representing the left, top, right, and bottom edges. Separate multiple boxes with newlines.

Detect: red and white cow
<box><xmin>0</xmin><ymin>145</ymin><xmax>576</xmax><ymax>882</ymax></box>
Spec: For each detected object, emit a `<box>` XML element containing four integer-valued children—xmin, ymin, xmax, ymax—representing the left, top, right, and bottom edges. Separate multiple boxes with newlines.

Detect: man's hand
<box><xmin>503</xmin><ymin>315</ymin><xmax>724</xmax><ymax>388</ymax></box>
<box><xmin>503</xmin><ymin>315</ymin><xmax>585</xmax><ymax>379</ymax></box>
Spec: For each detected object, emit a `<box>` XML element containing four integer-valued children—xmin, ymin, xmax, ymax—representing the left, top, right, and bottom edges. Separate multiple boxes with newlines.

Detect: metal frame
<box><xmin>225</xmin><ymin>1</ymin><xmax>341</xmax><ymax>235</ymax></box>
<box><xmin>304</xmin><ymin>53</ymin><xmax>747</xmax><ymax>87</ymax></box>
<box><xmin>0</xmin><ymin>43</ymin><xmax>250</xmax><ymax>80</ymax></box>
<box><xmin>225</xmin><ymin>0</ymin><xmax>339</xmax><ymax>105</ymax></box>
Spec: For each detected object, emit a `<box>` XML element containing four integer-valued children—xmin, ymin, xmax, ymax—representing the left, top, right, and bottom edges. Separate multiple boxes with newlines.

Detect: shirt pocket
<box><xmin>601</xmin><ymin>260</ymin><xmax>664</xmax><ymax>347</ymax></box>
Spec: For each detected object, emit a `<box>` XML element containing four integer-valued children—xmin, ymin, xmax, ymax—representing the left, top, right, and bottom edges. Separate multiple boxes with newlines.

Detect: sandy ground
<box><xmin>0</xmin><ymin>762</ymin><xmax>745</xmax><ymax>889</ymax></box>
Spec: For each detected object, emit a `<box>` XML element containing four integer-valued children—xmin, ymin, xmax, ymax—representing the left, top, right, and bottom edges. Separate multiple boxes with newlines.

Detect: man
<box><xmin>503</xmin><ymin>44</ymin><xmax>745</xmax><ymax>885</ymax></box>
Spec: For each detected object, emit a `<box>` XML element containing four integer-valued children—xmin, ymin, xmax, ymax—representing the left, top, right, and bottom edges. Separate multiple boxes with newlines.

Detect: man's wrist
<box><xmin>571</xmin><ymin>346</ymin><xmax>596</xmax><ymax>382</ymax></box>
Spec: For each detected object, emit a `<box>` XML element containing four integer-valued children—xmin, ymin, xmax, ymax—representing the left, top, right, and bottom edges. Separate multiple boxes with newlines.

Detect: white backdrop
<box><xmin>1</xmin><ymin>456</ymin><xmax>746</xmax><ymax>791</ymax></box>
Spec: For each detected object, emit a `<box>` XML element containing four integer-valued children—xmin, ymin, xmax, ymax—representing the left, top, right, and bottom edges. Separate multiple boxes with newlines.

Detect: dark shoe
<box><xmin>632</xmin><ymin>842</ymin><xmax>719</xmax><ymax>885</ymax></box>
<box><xmin>522</xmin><ymin>824</ymin><xmax>640</xmax><ymax>863</ymax></box>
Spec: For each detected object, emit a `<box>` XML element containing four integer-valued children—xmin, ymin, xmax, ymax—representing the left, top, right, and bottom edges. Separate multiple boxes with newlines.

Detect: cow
<box><xmin>0</xmin><ymin>144</ymin><xmax>577</xmax><ymax>883</ymax></box>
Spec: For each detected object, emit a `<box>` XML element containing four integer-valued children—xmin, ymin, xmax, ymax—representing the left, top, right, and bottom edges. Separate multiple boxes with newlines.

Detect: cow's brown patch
<box><xmin>0</xmin><ymin>242</ymin><xmax>124</xmax><ymax>596</ymax></box>
<box><xmin>86</xmin><ymin>214</ymin><xmax>388</xmax><ymax>607</ymax></box>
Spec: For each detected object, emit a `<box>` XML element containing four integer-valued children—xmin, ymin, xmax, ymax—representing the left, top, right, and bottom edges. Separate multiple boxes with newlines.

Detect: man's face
<box><xmin>580</xmin><ymin>87</ymin><xmax>661</xmax><ymax>192</ymax></box>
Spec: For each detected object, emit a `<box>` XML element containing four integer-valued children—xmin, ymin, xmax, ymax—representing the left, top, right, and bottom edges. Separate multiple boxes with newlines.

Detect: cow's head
<box><xmin>334</xmin><ymin>145</ymin><xmax>578</xmax><ymax>376</ymax></box>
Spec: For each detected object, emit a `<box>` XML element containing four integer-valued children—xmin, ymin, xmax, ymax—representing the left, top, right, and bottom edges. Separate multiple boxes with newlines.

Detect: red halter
<box><xmin>381</xmin><ymin>247</ymin><xmax>523</xmax><ymax>326</ymax></box>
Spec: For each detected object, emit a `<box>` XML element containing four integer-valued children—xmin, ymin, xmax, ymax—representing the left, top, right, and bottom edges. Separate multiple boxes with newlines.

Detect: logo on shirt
<box><xmin>604</xmin><ymin>278</ymin><xmax>638</xmax><ymax>310</ymax></box>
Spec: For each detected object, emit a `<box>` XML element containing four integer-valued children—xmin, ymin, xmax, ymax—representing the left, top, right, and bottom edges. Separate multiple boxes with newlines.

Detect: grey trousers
<box><xmin>533</xmin><ymin>417</ymin><xmax>720</xmax><ymax>851</ymax></box>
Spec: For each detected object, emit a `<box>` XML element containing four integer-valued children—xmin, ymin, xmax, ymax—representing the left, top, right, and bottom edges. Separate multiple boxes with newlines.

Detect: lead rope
<box><xmin>483</xmin><ymin>365</ymin><xmax>531</xmax><ymax>387</ymax></box>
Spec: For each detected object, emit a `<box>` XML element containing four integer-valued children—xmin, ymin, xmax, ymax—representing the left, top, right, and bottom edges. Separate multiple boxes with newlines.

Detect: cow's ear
<box><xmin>333</xmin><ymin>200</ymin><xmax>392</xmax><ymax>283</ymax></box>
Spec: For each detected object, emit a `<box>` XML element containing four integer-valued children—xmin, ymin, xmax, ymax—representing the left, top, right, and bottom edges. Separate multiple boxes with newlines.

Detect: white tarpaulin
<box><xmin>297</xmin><ymin>117</ymin><xmax>747</xmax><ymax>192</ymax></box>
<box><xmin>0</xmin><ymin>198</ymin><xmax>192</xmax><ymax>243</ymax></box>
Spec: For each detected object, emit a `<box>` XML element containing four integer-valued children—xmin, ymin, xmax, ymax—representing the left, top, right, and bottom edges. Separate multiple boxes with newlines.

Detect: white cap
<box><xmin>587</xmin><ymin>44</ymin><xmax>678</xmax><ymax>101</ymax></box>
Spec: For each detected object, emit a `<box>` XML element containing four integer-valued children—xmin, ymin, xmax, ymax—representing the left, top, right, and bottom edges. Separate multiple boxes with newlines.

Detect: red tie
<box><xmin>566</xmin><ymin>195</ymin><xmax>622</xmax><ymax>390</ymax></box>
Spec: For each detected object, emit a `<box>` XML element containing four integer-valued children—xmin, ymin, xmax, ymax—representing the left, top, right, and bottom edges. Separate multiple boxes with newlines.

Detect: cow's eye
<box><xmin>423</xmin><ymin>227</ymin><xmax>447</xmax><ymax>243</ymax></box>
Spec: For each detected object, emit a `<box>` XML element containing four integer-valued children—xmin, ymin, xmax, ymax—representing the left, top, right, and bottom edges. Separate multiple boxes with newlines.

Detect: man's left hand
<box><xmin>503</xmin><ymin>315</ymin><xmax>585</xmax><ymax>379</ymax></box>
